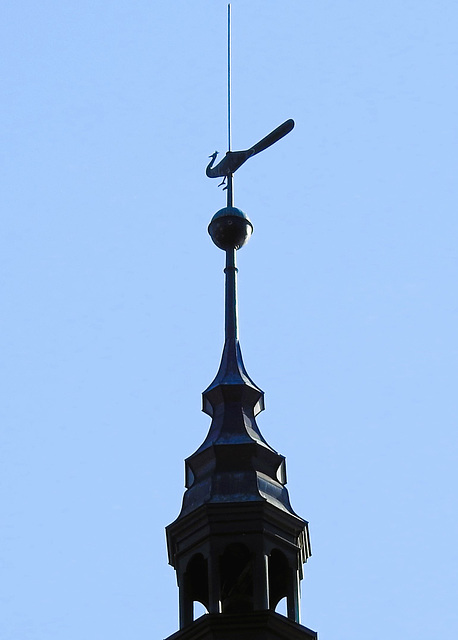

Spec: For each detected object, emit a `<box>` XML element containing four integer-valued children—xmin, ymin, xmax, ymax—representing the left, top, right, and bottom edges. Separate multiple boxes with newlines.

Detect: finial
<box><xmin>208</xmin><ymin>206</ymin><xmax>252</xmax><ymax>251</ymax></box>
<box><xmin>203</xmin><ymin>207</ymin><xmax>259</xmax><ymax>415</ymax></box>
<box><xmin>204</xmin><ymin>6</ymin><xmax>296</xmax><ymax>414</ymax></box>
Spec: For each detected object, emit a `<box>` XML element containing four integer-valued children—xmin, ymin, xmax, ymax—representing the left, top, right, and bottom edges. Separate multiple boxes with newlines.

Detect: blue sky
<box><xmin>1</xmin><ymin>2</ymin><xmax>457</xmax><ymax>639</ymax></box>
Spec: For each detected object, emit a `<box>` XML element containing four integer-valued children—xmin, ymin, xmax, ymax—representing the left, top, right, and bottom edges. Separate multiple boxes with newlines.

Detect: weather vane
<box><xmin>206</xmin><ymin>4</ymin><xmax>295</xmax><ymax>209</ymax></box>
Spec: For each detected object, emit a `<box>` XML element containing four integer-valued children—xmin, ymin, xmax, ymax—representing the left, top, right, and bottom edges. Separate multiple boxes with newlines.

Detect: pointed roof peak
<box><xmin>204</xmin><ymin>206</ymin><xmax>262</xmax><ymax>419</ymax></box>
<box><xmin>172</xmin><ymin>202</ymin><xmax>300</xmax><ymax>521</ymax></box>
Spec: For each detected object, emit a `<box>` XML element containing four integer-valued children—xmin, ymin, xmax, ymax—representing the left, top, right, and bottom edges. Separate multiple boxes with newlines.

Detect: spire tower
<box><xmin>165</xmin><ymin>8</ymin><xmax>317</xmax><ymax>640</ymax></box>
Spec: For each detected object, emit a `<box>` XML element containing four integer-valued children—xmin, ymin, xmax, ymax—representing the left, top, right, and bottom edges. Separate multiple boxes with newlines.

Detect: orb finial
<box><xmin>208</xmin><ymin>206</ymin><xmax>253</xmax><ymax>251</ymax></box>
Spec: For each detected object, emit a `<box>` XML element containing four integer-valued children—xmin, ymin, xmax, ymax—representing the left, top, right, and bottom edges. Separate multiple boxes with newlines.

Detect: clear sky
<box><xmin>1</xmin><ymin>2</ymin><xmax>457</xmax><ymax>639</ymax></box>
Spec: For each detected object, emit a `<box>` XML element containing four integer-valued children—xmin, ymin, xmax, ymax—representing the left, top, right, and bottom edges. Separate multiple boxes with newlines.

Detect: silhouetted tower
<box><xmin>165</xmin><ymin>118</ymin><xmax>318</xmax><ymax>639</ymax></box>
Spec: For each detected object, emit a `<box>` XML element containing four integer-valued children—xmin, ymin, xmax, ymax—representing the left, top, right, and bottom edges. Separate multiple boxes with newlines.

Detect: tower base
<box><xmin>165</xmin><ymin>611</ymin><xmax>317</xmax><ymax>640</ymax></box>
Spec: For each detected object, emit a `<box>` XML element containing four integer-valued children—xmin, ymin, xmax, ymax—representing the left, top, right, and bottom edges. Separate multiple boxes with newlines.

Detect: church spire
<box><xmin>165</xmin><ymin>134</ymin><xmax>316</xmax><ymax>637</ymax></box>
<box><xmin>164</xmin><ymin>7</ymin><xmax>317</xmax><ymax>639</ymax></box>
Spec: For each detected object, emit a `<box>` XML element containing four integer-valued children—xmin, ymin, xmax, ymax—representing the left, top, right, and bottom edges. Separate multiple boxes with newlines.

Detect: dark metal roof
<box><xmin>175</xmin><ymin>208</ymin><xmax>299</xmax><ymax>520</ymax></box>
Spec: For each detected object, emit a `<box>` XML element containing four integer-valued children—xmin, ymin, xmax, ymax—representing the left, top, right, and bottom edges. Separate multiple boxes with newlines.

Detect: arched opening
<box><xmin>268</xmin><ymin>549</ymin><xmax>289</xmax><ymax>612</ymax></box>
<box><xmin>220</xmin><ymin>543</ymin><xmax>253</xmax><ymax>614</ymax></box>
<box><xmin>275</xmin><ymin>596</ymin><xmax>288</xmax><ymax>616</ymax></box>
<box><xmin>185</xmin><ymin>553</ymin><xmax>209</xmax><ymax>612</ymax></box>
<box><xmin>193</xmin><ymin>601</ymin><xmax>207</xmax><ymax>620</ymax></box>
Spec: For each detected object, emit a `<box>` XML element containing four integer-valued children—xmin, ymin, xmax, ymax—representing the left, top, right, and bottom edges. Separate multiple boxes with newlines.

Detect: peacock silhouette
<box><xmin>206</xmin><ymin>118</ymin><xmax>295</xmax><ymax>188</ymax></box>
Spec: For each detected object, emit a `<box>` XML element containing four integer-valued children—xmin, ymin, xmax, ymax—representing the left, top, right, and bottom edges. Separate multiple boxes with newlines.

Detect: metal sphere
<box><xmin>208</xmin><ymin>207</ymin><xmax>253</xmax><ymax>251</ymax></box>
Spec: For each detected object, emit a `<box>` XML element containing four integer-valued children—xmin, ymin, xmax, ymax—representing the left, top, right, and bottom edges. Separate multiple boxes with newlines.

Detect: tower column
<box><xmin>179</xmin><ymin>579</ymin><xmax>193</xmax><ymax>628</ymax></box>
<box><xmin>208</xmin><ymin>555</ymin><xmax>221</xmax><ymax>614</ymax></box>
<box><xmin>253</xmin><ymin>551</ymin><xmax>270</xmax><ymax>610</ymax></box>
<box><xmin>287</xmin><ymin>567</ymin><xmax>301</xmax><ymax>624</ymax></box>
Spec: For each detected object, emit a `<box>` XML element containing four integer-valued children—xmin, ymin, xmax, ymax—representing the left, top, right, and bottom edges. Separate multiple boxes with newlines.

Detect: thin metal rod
<box><xmin>224</xmin><ymin>248</ymin><xmax>238</xmax><ymax>342</ymax></box>
<box><xmin>227</xmin><ymin>3</ymin><xmax>232</xmax><ymax>152</ymax></box>
<box><xmin>226</xmin><ymin>173</ymin><xmax>233</xmax><ymax>207</ymax></box>
<box><xmin>226</xmin><ymin>4</ymin><xmax>233</xmax><ymax>208</ymax></box>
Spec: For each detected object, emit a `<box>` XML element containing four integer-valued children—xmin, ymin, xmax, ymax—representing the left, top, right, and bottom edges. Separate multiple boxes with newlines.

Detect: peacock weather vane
<box><xmin>206</xmin><ymin>4</ymin><xmax>295</xmax><ymax>209</ymax></box>
<box><xmin>205</xmin><ymin>3</ymin><xmax>297</xmax><ymax>389</ymax></box>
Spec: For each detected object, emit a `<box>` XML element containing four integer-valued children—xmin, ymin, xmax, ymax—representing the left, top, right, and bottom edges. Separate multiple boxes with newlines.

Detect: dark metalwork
<box><xmin>206</xmin><ymin>119</ymin><xmax>295</xmax><ymax>207</ymax></box>
<box><xmin>165</xmin><ymin>11</ymin><xmax>315</xmax><ymax>639</ymax></box>
<box><xmin>207</xmin><ymin>207</ymin><xmax>252</xmax><ymax>253</ymax></box>
<box><xmin>166</xmin><ymin>111</ymin><xmax>315</xmax><ymax>637</ymax></box>
<box><xmin>165</xmin><ymin>611</ymin><xmax>317</xmax><ymax>640</ymax></box>
<box><xmin>206</xmin><ymin>119</ymin><xmax>295</xmax><ymax>180</ymax></box>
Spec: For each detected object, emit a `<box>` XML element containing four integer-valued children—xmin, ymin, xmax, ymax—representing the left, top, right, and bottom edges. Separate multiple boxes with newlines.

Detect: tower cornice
<box><xmin>165</xmin><ymin>611</ymin><xmax>317</xmax><ymax>640</ymax></box>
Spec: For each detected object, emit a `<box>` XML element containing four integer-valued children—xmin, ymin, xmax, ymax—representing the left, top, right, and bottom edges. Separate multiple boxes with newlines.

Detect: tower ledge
<box><xmin>165</xmin><ymin>611</ymin><xmax>317</xmax><ymax>640</ymax></box>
